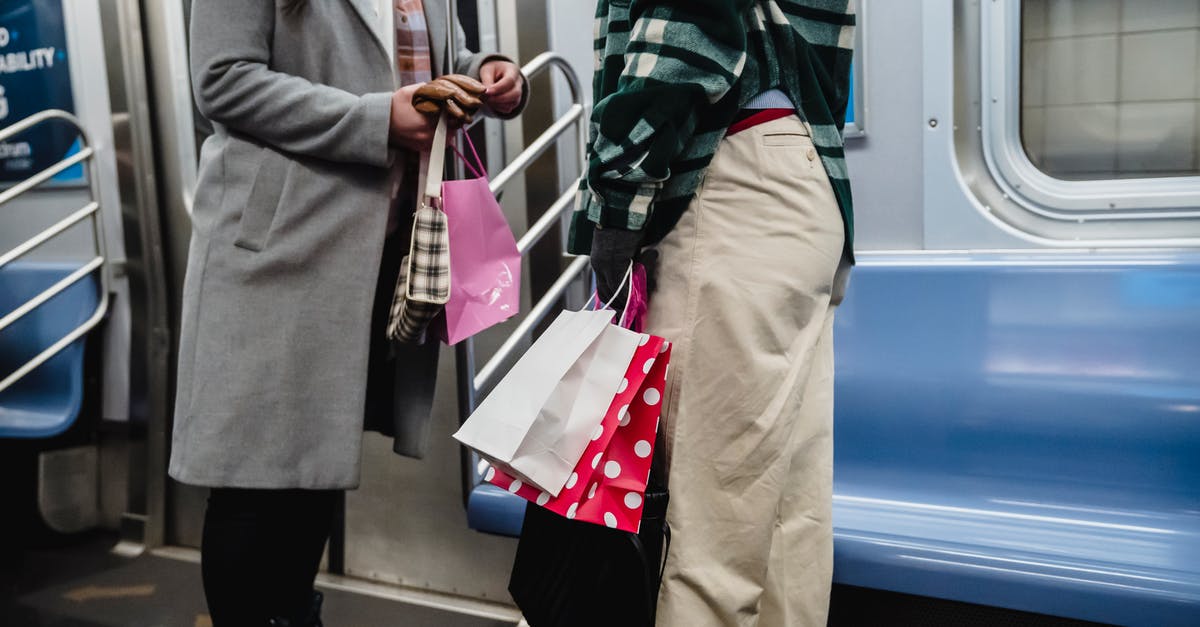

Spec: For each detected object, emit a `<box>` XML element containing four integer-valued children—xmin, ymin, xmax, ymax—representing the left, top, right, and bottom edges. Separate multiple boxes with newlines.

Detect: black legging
<box><xmin>201</xmin><ymin>488</ymin><xmax>339</xmax><ymax>626</ymax></box>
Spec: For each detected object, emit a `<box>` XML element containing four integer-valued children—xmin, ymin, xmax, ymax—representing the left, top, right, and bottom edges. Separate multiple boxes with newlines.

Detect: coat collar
<box><xmin>344</xmin><ymin>0</ymin><xmax>391</xmax><ymax>63</ymax></box>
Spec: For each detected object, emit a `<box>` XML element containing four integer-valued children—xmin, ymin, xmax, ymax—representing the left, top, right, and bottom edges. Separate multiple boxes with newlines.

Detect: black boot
<box><xmin>267</xmin><ymin>591</ymin><xmax>321</xmax><ymax>627</ymax></box>
<box><xmin>307</xmin><ymin>591</ymin><xmax>325</xmax><ymax>627</ymax></box>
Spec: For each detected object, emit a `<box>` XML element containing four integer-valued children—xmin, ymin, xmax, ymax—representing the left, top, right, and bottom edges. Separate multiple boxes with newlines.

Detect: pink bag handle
<box><xmin>450</xmin><ymin>130</ymin><xmax>487</xmax><ymax>180</ymax></box>
<box><xmin>590</xmin><ymin>263</ymin><xmax>635</xmax><ymax>328</ymax></box>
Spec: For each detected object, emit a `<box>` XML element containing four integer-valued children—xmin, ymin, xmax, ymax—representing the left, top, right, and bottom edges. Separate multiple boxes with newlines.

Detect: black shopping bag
<box><xmin>508</xmin><ymin>434</ymin><xmax>670</xmax><ymax>627</ymax></box>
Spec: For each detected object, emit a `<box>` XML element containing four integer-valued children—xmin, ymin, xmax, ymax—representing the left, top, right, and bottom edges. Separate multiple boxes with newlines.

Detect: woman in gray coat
<box><xmin>174</xmin><ymin>1</ymin><xmax>525</xmax><ymax>624</ymax></box>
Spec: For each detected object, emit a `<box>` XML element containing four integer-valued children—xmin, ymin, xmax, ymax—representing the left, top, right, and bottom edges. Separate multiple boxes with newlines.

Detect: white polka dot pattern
<box><xmin>477</xmin><ymin>336</ymin><xmax>673</xmax><ymax>534</ymax></box>
<box><xmin>643</xmin><ymin>388</ymin><xmax>661</xmax><ymax>406</ymax></box>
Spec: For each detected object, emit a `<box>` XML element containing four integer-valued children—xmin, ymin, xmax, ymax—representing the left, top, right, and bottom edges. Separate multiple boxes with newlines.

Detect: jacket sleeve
<box><xmin>586</xmin><ymin>0</ymin><xmax>754</xmax><ymax>230</ymax></box>
<box><xmin>189</xmin><ymin>0</ymin><xmax>393</xmax><ymax>167</ymax></box>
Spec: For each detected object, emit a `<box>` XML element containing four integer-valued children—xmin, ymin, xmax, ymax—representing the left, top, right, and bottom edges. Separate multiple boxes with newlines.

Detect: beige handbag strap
<box><xmin>420</xmin><ymin>113</ymin><xmax>449</xmax><ymax>205</ymax></box>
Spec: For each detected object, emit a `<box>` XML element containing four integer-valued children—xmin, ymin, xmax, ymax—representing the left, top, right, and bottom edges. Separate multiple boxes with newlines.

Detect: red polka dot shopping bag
<box><xmin>484</xmin><ymin>334</ymin><xmax>671</xmax><ymax>533</ymax></box>
<box><xmin>453</xmin><ymin>306</ymin><xmax>644</xmax><ymax>496</ymax></box>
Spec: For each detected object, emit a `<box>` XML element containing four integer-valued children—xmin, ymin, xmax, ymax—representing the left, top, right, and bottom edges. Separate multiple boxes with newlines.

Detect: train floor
<box><xmin>1</xmin><ymin>531</ymin><xmax>1113</xmax><ymax>627</ymax></box>
<box><xmin>0</xmin><ymin>531</ymin><xmax>518</xmax><ymax>627</ymax></box>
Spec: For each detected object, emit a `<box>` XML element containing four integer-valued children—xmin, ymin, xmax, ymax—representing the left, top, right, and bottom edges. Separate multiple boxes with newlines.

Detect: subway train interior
<box><xmin>1</xmin><ymin>0</ymin><xmax>1198</xmax><ymax>625</ymax></box>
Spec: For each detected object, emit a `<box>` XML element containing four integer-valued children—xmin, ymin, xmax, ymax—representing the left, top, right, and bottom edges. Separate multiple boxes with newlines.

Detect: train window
<box><xmin>1020</xmin><ymin>0</ymin><xmax>1200</xmax><ymax>181</ymax></box>
<box><xmin>979</xmin><ymin>0</ymin><xmax>1200</xmax><ymax>239</ymax></box>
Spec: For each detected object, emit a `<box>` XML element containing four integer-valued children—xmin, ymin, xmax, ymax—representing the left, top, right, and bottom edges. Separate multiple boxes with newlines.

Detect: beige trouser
<box><xmin>650</xmin><ymin>116</ymin><xmax>851</xmax><ymax>627</ymax></box>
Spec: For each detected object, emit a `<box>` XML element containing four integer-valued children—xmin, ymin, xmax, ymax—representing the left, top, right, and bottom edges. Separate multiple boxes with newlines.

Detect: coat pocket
<box><xmin>234</xmin><ymin>147</ymin><xmax>290</xmax><ymax>252</ymax></box>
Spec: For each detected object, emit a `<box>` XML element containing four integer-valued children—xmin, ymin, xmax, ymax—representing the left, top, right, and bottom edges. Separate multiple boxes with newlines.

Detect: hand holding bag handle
<box><xmin>434</xmin><ymin>123</ymin><xmax>524</xmax><ymax>345</ymax></box>
<box><xmin>592</xmin><ymin>263</ymin><xmax>635</xmax><ymax>328</ymax></box>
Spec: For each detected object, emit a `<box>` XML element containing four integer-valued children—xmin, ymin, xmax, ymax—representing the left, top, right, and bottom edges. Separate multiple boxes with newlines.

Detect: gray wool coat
<box><xmin>170</xmin><ymin>0</ymin><xmax>521</xmax><ymax>489</ymax></box>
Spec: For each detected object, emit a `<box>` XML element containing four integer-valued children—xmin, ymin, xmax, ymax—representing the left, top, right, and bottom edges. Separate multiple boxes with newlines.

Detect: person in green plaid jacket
<box><xmin>575</xmin><ymin>1</ymin><xmax>856</xmax><ymax>625</ymax></box>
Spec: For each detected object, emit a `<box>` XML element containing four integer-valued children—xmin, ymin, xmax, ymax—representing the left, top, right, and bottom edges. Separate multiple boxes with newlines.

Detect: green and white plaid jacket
<box><xmin>568</xmin><ymin>0</ymin><xmax>857</xmax><ymax>258</ymax></box>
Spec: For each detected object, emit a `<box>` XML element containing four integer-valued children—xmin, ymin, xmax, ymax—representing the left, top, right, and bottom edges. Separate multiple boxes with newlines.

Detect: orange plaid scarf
<box><xmin>394</xmin><ymin>0</ymin><xmax>433</xmax><ymax>86</ymax></box>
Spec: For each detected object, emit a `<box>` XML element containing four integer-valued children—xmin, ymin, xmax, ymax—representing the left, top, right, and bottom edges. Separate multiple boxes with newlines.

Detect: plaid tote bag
<box><xmin>388</xmin><ymin>115</ymin><xmax>452</xmax><ymax>344</ymax></box>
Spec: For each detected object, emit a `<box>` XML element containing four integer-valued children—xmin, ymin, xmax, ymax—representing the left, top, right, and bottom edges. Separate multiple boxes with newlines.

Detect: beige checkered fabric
<box><xmin>387</xmin><ymin>204</ymin><xmax>450</xmax><ymax>343</ymax></box>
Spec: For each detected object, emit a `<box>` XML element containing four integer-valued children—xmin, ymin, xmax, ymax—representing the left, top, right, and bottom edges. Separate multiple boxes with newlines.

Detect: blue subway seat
<box><xmin>463</xmin><ymin>255</ymin><xmax>1200</xmax><ymax>626</ymax></box>
<box><xmin>0</xmin><ymin>261</ymin><xmax>99</xmax><ymax>439</ymax></box>
<box><xmin>467</xmin><ymin>483</ymin><xmax>527</xmax><ymax>537</ymax></box>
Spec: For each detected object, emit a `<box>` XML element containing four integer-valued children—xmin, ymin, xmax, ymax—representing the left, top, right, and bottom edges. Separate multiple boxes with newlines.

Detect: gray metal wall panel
<box><xmin>844</xmin><ymin>1</ymin><xmax>927</xmax><ymax>252</ymax></box>
<box><xmin>345</xmin><ymin>350</ymin><xmax>518</xmax><ymax>602</ymax></box>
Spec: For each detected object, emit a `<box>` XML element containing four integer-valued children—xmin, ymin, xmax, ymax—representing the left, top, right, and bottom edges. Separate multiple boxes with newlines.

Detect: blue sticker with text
<box><xmin>0</xmin><ymin>0</ymin><xmax>82</xmax><ymax>186</ymax></box>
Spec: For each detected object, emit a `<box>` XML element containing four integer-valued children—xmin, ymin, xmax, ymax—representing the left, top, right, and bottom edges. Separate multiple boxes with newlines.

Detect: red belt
<box><xmin>726</xmin><ymin>108</ymin><xmax>795</xmax><ymax>137</ymax></box>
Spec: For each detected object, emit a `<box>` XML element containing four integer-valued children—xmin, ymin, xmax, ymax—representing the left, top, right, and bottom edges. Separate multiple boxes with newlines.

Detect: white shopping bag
<box><xmin>454</xmin><ymin>307</ymin><xmax>641</xmax><ymax>496</ymax></box>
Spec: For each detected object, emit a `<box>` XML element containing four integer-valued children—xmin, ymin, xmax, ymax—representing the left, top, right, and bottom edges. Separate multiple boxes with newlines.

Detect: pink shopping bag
<box><xmin>486</xmin><ymin>334</ymin><xmax>672</xmax><ymax>533</ymax></box>
<box><xmin>435</xmin><ymin>131</ymin><xmax>521</xmax><ymax>345</ymax></box>
<box><xmin>592</xmin><ymin>262</ymin><xmax>650</xmax><ymax>334</ymax></box>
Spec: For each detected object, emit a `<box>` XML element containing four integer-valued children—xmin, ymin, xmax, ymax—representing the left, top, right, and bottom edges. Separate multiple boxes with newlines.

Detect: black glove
<box><xmin>590</xmin><ymin>225</ymin><xmax>644</xmax><ymax>307</ymax></box>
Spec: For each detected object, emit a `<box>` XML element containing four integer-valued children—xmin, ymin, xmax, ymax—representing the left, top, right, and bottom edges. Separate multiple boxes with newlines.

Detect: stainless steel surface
<box><xmin>516</xmin><ymin>183</ymin><xmax>577</xmax><ymax>255</ymax></box>
<box><xmin>345</xmin><ymin>404</ymin><xmax>521</xmax><ymax>602</ymax></box>
<box><xmin>136</xmin><ymin>0</ymin><xmax>196</xmax><ymax>551</ymax></box>
<box><xmin>64</xmin><ymin>0</ymin><xmax>133</xmax><ymax>430</ymax></box>
<box><xmin>0</xmin><ymin>150</ymin><xmax>93</xmax><ymax>204</ymax></box>
<box><xmin>0</xmin><ymin>203</ymin><xmax>99</xmax><ymax>270</ymax></box>
<box><xmin>489</xmin><ymin>104</ymin><xmax>582</xmax><ymax>194</ymax></box>
<box><xmin>840</xmin><ymin>0</ymin><xmax>926</xmax><ymax>251</ymax></box>
<box><xmin>141</xmin><ymin>0</ymin><xmax>198</xmax><ymax>217</ymax></box>
<box><xmin>0</xmin><ymin>111</ymin><xmax>109</xmax><ymax>396</ymax></box>
<box><xmin>446</xmin><ymin>0</ymin><xmax>458</xmax><ymax>72</ymax></box>
<box><xmin>98</xmin><ymin>0</ymin><xmax>178</xmax><ymax>549</ymax></box>
<box><xmin>37</xmin><ymin>445</ymin><xmax>101</xmax><ymax>534</ymax></box>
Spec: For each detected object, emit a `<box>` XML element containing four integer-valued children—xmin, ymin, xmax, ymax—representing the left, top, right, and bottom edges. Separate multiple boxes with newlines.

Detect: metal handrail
<box><xmin>455</xmin><ymin>52</ymin><xmax>590</xmax><ymax>503</ymax></box>
<box><xmin>0</xmin><ymin>110</ymin><xmax>109</xmax><ymax>395</ymax></box>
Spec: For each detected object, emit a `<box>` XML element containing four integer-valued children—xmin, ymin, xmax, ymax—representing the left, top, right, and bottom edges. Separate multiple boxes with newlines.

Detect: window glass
<box><xmin>1020</xmin><ymin>0</ymin><xmax>1200</xmax><ymax>180</ymax></box>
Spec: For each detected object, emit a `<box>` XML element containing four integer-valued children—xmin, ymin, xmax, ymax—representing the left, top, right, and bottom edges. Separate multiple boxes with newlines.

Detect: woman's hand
<box><xmin>390</xmin><ymin>83</ymin><xmax>438</xmax><ymax>151</ymax></box>
<box><xmin>480</xmin><ymin>60</ymin><xmax>524</xmax><ymax>115</ymax></box>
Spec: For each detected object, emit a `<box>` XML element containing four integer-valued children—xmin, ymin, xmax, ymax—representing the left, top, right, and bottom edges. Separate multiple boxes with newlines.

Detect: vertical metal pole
<box><xmin>445</xmin><ymin>0</ymin><xmax>459</xmax><ymax>72</ymax></box>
